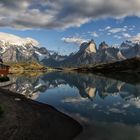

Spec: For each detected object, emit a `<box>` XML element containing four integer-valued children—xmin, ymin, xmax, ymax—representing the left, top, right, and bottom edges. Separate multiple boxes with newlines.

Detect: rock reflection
<box><xmin>4</xmin><ymin>72</ymin><xmax>140</xmax><ymax>102</ymax></box>
<box><xmin>4</xmin><ymin>72</ymin><xmax>140</xmax><ymax>140</ymax></box>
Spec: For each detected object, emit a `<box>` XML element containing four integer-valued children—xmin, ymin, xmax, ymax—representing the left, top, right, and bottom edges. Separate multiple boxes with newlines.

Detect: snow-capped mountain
<box><xmin>0</xmin><ymin>32</ymin><xmax>68</xmax><ymax>65</ymax></box>
<box><xmin>0</xmin><ymin>32</ymin><xmax>50</xmax><ymax>63</ymax></box>
<box><xmin>60</xmin><ymin>39</ymin><xmax>140</xmax><ymax>67</ymax></box>
<box><xmin>41</xmin><ymin>52</ymin><xmax>68</xmax><ymax>67</ymax></box>
<box><xmin>0</xmin><ymin>32</ymin><xmax>140</xmax><ymax>67</ymax></box>
<box><xmin>0</xmin><ymin>32</ymin><xmax>39</xmax><ymax>46</ymax></box>
<box><xmin>59</xmin><ymin>40</ymin><xmax>119</xmax><ymax>66</ymax></box>
<box><xmin>120</xmin><ymin>40</ymin><xmax>140</xmax><ymax>58</ymax></box>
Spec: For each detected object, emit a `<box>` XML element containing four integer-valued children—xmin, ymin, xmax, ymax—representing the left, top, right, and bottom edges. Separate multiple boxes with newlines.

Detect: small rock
<box><xmin>15</xmin><ymin>98</ymin><xmax>21</xmax><ymax>101</ymax></box>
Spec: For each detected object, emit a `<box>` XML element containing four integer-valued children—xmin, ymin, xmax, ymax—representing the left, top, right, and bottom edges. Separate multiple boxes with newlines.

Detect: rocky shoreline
<box><xmin>0</xmin><ymin>88</ymin><xmax>82</xmax><ymax>140</ymax></box>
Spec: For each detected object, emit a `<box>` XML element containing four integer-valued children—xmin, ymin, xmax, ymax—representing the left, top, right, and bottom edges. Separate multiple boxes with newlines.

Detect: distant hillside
<box><xmin>76</xmin><ymin>57</ymin><xmax>140</xmax><ymax>73</ymax></box>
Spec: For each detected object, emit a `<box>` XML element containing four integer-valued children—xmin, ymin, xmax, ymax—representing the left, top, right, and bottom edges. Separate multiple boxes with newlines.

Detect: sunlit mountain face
<box><xmin>2</xmin><ymin>72</ymin><xmax>140</xmax><ymax>140</ymax></box>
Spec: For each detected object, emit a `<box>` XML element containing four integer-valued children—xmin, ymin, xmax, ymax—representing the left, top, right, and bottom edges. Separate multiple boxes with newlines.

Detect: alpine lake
<box><xmin>2</xmin><ymin>71</ymin><xmax>140</xmax><ymax>140</ymax></box>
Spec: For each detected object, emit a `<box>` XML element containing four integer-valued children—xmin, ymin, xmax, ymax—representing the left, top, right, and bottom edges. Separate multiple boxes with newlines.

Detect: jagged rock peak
<box><xmin>86</xmin><ymin>39</ymin><xmax>97</xmax><ymax>53</ymax></box>
<box><xmin>78</xmin><ymin>39</ymin><xmax>97</xmax><ymax>54</ymax></box>
<box><xmin>89</xmin><ymin>39</ymin><xmax>95</xmax><ymax>44</ymax></box>
<box><xmin>99</xmin><ymin>41</ymin><xmax>109</xmax><ymax>50</ymax></box>
<box><xmin>117</xmin><ymin>51</ymin><xmax>126</xmax><ymax>60</ymax></box>
<box><xmin>120</xmin><ymin>40</ymin><xmax>135</xmax><ymax>48</ymax></box>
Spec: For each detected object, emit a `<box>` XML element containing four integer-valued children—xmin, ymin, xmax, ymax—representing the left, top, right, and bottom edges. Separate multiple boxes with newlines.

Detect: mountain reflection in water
<box><xmin>4</xmin><ymin>72</ymin><xmax>140</xmax><ymax>140</ymax></box>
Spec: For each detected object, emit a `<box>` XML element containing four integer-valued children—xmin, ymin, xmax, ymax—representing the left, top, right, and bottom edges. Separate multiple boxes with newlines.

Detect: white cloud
<box><xmin>91</xmin><ymin>32</ymin><xmax>99</xmax><ymax>37</ymax></box>
<box><xmin>109</xmin><ymin>28</ymin><xmax>127</xmax><ymax>33</ymax></box>
<box><xmin>122</xmin><ymin>103</ymin><xmax>130</xmax><ymax>108</ymax></box>
<box><xmin>99</xmin><ymin>26</ymin><xmax>111</xmax><ymax>32</ymax></box>
<box><xmin>0</xmin><ymin>32</ymin><xmax>39</xmax><ymax>46</ymax></box>
<box><xmin>129</xmin><ymin>25</ymin><xmax>136</xmax><ymax>31</ymax></box>
<box><xmin>109</xmin><ymin>108</ymin><xmax>125</xmax><ymax>114</ymax></box>
<box><xmin>61</xmin><ymin>37</ymin><xmax>87</xmax><ymax>45</ymax></box>
<box><xmin>122</xmin><ymin>33</ymin><xmax>131</xmax><ymax>38</ymax></box>
<box><xmin>107</xmin><ymin>32</ymin><xmax>111</xmax><ymax>35</ymax></box>
<box><xmin>114</xmin><ymin>35</ymin><xmax>122</xmax><ymax>39</ymax></box>
<box><xmin>61</xmin><ymin>97</ymin><xmax>87</xmax><ymax>103</ymax></box>
<box><xmin>105</xmin><ymin>26</ymin><xmax>111</xmax><ymax>30</ymax></box>
<box><xmin>0</xmin><ymin>0</ymin><xmax>140</xmax><ymax>29</ymax></box>
<box><xmin>99</xmin><ymin>29</ymin><xmax>104</xmax><ymax>32</ymax></box>
<box><xmin>131</xmin><ymin>33</ymin><xmax>140</xmax><ymax>41</ymax></box>
<box><xmin>124</xmin><ymin>26</ymin><xmax>128</xmax><ymax>29</ymax></box>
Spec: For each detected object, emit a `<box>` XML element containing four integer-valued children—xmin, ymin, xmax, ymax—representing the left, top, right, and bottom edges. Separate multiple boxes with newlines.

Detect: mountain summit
<box><xmin>79</xmin><ymin>39</ymin><xmax>97</xmax><ymax>54</ymax></box>
<box><xmin>0</xmin><ymin>32</ymin><xmax>49</xmax><ymax>62</ymax></box>
<box><xmin>59</xmin><ymin>39</ymin><xmax>140</xmax><ymax>67</ymax></box>
<box><xmin>99</xmin><ymin>41</ymin><xmax>109</xmax><ymax>50</ymax></box>
<box><xmin>0</xmin><ymin>32</ymin><xmax>39</xmax><ymax>47</ymax></box>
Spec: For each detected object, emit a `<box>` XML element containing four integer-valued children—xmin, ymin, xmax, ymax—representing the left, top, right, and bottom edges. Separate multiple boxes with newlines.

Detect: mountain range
<box><xmin>0</xmin><ymin>32</ymin><xmax>140</xmax><ymax>67</ymax></box>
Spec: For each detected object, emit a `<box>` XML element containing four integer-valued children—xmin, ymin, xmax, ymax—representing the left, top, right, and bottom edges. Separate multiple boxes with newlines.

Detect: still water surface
<box><xmin>3</xmin><ymin>72</ymin><xmax>140</xmax><ymax>140</ymax></box>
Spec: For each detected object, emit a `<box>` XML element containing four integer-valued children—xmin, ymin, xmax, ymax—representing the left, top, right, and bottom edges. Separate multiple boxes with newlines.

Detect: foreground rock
<box><xmin>0</xmin><ymin>88</ymin><xmax>82</xmax><ymax>140</ymax></box>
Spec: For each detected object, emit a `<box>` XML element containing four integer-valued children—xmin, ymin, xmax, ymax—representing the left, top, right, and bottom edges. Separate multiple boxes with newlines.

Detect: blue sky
<box><xmin>0</xmin><ymin>0</ymin><xmax>140</xmax><ymax>55</ymax></box>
